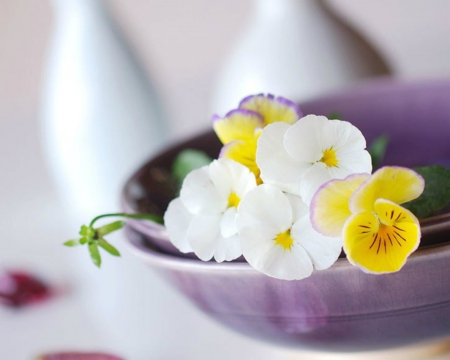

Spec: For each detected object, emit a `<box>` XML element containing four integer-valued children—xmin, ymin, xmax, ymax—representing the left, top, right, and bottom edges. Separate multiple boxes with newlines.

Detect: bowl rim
<box><xmin>124</xmin><ymin>225</ymin><xmax>450</xmax><ymax>274</ymax></box>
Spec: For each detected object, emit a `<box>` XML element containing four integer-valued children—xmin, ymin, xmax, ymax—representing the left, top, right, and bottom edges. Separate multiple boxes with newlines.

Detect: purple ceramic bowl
<box><xmin>122</xmin><ymin>79</ymin><xmax>450</xmax><ymax>352</ymax></box>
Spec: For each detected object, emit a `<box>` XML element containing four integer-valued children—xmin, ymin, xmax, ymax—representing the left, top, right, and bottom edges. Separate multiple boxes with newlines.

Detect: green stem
<box><xmin>89</xmin><ymin>213</ymin><xmax>163</xmax><ymax>228</ymax></box>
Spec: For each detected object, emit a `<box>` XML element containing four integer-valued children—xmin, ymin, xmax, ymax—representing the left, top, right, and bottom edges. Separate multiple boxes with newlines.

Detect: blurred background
<box><xmin>1</xmin><ymin>0</ymin><xmax>450</xmax><ymax>359</ymax></box>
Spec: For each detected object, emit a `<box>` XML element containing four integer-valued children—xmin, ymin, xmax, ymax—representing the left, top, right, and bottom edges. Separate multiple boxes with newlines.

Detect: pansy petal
<box><xmin>219</xmin><ymin>140</ymin><xmax>260</xmax><ymax>182</ymax></box>
<box><xmin>213</xmin><ymin>234</ymin><xmax>242</xmax><ymax>263</ymax></box>
<box><xmin>321</xmin><ymin>119</ymin><xmax>367</xmax><ymax>153</ymax></box>
<box><xmin>343</xmin><ymin>200</ymin><xmax>420</xmax><ymax>274</ymax></box>
<box><xmin>208</xmin><ymin>159</ymin><xmax>252</xmax><ymax>201</ymax></box>
<box><xmin>210</xmin><ymin>158</ymin><xmax>256</xmax><ymax>199</ymax></box>
<box><xmin>299</xmin><ymin>163</ymin><xmax>334</xmax><ymax>205</ymax></box>
<box><xmin>237</xmin><ymin>184</ymin><xmax>293</xmax><ymax>234</ymax></box>
<box><xmin>239</xmin><ymin>94</ymin><xmax>302</xmax><ymax>125</ymax></box>
<box><xmin>311</xmin><ymin>173</ymin><xmax>370</xmax><ymax>237</ymax></box>
<box><xmin>213</xmin><ymin>109</ymin><xmax>263</xmax><ymax>144</ymax></box>
<box><xmin>238</xmin><ymin>222</ymin><xmax>280</xmax><ymax>262</ymax></box>
<box><xmin>284</xmin><ymin>115</ymin><xmax>329</xmax><ymax>162</ymax></box>
<box><xmin>292</xmin><ymin>216</ymin><xmax>342</xmax><ymax>270</ymax></box>
<box><xmin>220</xmin><ymin>207</ymin><xmax>238</xmax><ymax>238</ymax></box>
<box><xmin>350</xmin><ymin>166</ymin><xmax>425</xmax><ymax>213</ymax></box>
<box><xmin>180</xmin><ymin>166</ymin><xmax>226</xmax><ymax>214</ymax></box>
<box><xmin>187</xmin><ymin>214</ymin><xmax>222</xmax><ymax>261</ymax></box>
<box><xmin>255</xmin><ymin>244</ymin><xmax>314</xmax><ymax>280</ymax></box>
<box><xmin>257</xmin><ymin>122</ymin><xmax>309</xmax><ymax>193</ymax></box>
<box><xmin>164</xmin><ymin>198</ymin><xmax>194</xmax><ymax>253</ymax></box>
<box><xmin>333</xmin><ymin>149</ymin><xmax>372</xmax><ymax>175</ymax></box>
<box><xmin>207</xmin><ymin>159</ymin><xmax>232</xmax><ymax>200</ymax></box>
<box><xmin>286</xmin><ymin>193</ymin><xmax>309</xmax><ymax>223</ymax></box>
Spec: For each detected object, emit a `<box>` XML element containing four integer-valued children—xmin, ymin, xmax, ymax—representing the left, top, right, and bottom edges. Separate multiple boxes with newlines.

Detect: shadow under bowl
<box><xmin>122</xmin><ymin>78</ymin><xmax>450</xmax><ymax>352</ymax></box>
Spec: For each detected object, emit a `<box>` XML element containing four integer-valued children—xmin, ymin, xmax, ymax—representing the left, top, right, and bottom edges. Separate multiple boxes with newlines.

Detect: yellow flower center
<box><xmin>343</xmin><ymin>200</ymin><xmax>420</xmax><ymax>274</ymax></box>
<box><xmin>274</xmin><ymin>229</ymin><xmax>294</xmax><ymax>250</ymax></box>
<box><xmin>320</xmin><ymin>148</ymin><xmax>338</xmax><ymax>167</ymax></box>
<box><xmin>227</xmin><ymin>192</ymin><xmax>241</xmax><ymax>208</ymax></box>
<box><xmin>370</xmin><ymin>223</ymin><xmax>407</xmax><ymax>255</ymax></box>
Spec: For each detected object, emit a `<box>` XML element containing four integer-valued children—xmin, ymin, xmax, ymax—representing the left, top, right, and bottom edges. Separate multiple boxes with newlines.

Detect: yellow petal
<box><xmin>213</xmin><ymin>110</ymin><xmax>262</xmax><ymax>145</ymax></box>
<box><xmin>350</xmin><ymin>166</ymin><xmax>425</xmax><ymax>213</ymax></box>
<box><xmin>311</xmin><ymin>173</ymin><xmax>370</xmax><ymax>237</ymax></box>
<box><xmin>343</xmin><ymin>200</ymin><xmax>420</xmax><ymax>274</ymax></box>
<box><xmin>220</xmin><ymin>140</ymin><xmax>261</xmax><ymax>184</ymax></box>
<box><xmin>240</xmin><ymin>96</ymin><xmax>298</xmax><ymax>126</ymax></box>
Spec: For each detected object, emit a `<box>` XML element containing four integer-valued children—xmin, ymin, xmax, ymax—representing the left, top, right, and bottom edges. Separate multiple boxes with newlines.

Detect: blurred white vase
<box><xmin>42</xmin><ymin>0</ymin><xmax>167</xmax><ymax>219</ymax></box>
<box><xmin>212</xmin><ymin>0</ymin><xmax>389</xmax><ymax>114</ymax></box>
<box><xmin>41</xmin><ymin>0</ymin><xmax>170</xmax><ymax>357</ymax></box>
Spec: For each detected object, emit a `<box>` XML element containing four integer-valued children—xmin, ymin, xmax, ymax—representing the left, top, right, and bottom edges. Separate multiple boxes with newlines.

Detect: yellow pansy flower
<box><xmin>311</xmin><ymin>167</ymin><xmax>425</xmax><ymax>274</ymax></box>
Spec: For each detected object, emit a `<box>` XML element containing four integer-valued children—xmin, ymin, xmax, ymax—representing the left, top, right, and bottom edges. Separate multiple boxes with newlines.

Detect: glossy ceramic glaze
<box><xmin>122</xmin><ymin>79</ymin><xmax>450</xmax><ymax>351</ymax></box>
<box><xmin>126</xmin><ymin>227</ymin><xmax>450</xmax><ymax>352</ymax></box>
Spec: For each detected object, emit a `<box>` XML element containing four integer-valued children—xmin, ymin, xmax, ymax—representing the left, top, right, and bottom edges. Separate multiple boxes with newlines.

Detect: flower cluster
<box><xmin>164</xmin><ymin>94</ymin><xmax>425</xmax><ymax>280</ymax></box>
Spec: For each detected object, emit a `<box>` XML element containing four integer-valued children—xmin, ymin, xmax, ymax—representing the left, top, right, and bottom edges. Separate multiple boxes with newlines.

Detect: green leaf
<box><xmin>172</xmin><ymin>149</ymin><xmax>213</xmax><ymax>183</ymax></box>
<box><xmin>80</xmin><ymin>237</ymin><xmax>88</xmax><ymax>245</ymax></box>
<box><xmin>63</xmin><ymin>239</ymin><xmax>79</xmax><ymax>247</ymax></box>
<box><xmin>88</xmin><ymin>242</ymin><xmax>102</xmax><ymax>267</ymax></box>
<box><xmin>327</xmin><ymin>112</ymin><xmax>342</xmax><ymax>120</ymax></box>
<box><xmin>96</xmin><ymin>220</ymin><xmax>126</xmax><ymax>237</ymax></box>
<box><xmin>368</xmin><ymin>134</ymin><xmax>390</xmax><ymax>170</ymax></box>
<box><xmin>98</xmin><ymin>238</ymin><xmax>121</xmax><ymax>257</ymax></box>
<box><xmin>403</xmin><ymin>165</ymin><xmax>450</xmax><ymax>219</ymax></box>
<box><xmin>79</xmin><ymin>225</ymin><xmax>95</xmax><ymax>238</ymax></box>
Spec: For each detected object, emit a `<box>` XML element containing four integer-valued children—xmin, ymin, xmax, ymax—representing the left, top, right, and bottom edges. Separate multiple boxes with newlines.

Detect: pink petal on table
<box><xmin>0</xmin><ymin>271</ymin><xmax>51</xmax><ymax>308</ymax></box>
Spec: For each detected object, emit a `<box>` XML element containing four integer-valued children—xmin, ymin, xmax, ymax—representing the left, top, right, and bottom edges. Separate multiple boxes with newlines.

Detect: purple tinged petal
<box><xmin>218</xmin><ymin>142</ymin><xmax>235</xmax><ymax>159</ymax></box>
<box><xmin>211</xmin><ymin>114</ymin><xmax>222</xmax><ymax>124</ymax></box>
<box><xmin>224</xmin><ymin>108</ymin><xmax>264</xmax><ymax>123</ymax></box>
<box><xmin>275</xmin><ymin>96</ymin><xmax>303</xmax><ymax>118</ymax></box>
<box><xmin>238</xmin><ymin>93</ymin><xmax>264</xmax><ymax>108</ymax></box>
<box><xmin>239</xmin><ymin>93</ymin><xmax>303</xmax><ymax>121</ymax></box>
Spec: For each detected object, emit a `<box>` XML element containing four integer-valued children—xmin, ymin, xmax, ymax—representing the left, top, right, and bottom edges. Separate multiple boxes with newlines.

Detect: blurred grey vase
<box><xmin>212</xmin><ymin>0</ymin><xmax>390</xmax><ymax>114</ymax></box>
<box><xmin>42</xmin><ymin>0</ymin><xmax>167</xmax><ymax>218</ymax></box>
<box><xmin>41</xmin><ymin>0</ymin><xmax>169</xmax><ymax>358</ymax></box>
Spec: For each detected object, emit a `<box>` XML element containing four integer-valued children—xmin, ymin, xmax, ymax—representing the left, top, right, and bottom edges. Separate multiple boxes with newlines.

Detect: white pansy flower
<box><xmin>257</xmin><ymin>115</ymin><xmax>372</xmax><ymax>205</ymax></box>
<box><xmin>164</xmin><ymin>158</ymin><xmax>257</xmax><ymax>262</ymax></box>
<box><xmin>236</xmin><ymin>184</ymin><xmax>342</xmax><ymax>280</ymax></box>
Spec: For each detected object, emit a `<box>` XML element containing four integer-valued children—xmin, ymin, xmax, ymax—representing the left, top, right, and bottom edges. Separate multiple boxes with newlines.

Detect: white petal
<box><xmin>260</xmin><ymin>177</ymin><xmax>302</xmax><ymax>196</ymax></box>
<box><xmin>327</xmin><ymin>165</ymin><xmax>354</xmax><ymax>180</ymax></box>
<box><xmin>180</xmin><ymin>166</ymin><xmax>226</xmax><ymax>214</ymax></box>
<box><xmin>225</xmin><ymin>159</ymin><xmax>257</xmax><ymax>198</ymax></box>
<box><xmin>300</xmin><ymin>163</ymin><xmax>334</xmax><ymax>205</ymax></box>
<box><xmin>257</xmin><ymin>123</ymin><xmax>309</xmax><ymax>192</ymax></box>
<box><xmin>237</xmin><ymin>185</ymin><xmax>315</xmax><ymax>280</ymax></box>
<box><xmin>292</xmin><ymin>216</ymin><xmax>342</xmax><ymax>270</ymax></box>
<box><xmin>321</xmin><ymin>120</ymin><xmax>366</xmax><ymax>154</ymax></box>
<box><xmin>285</xmin><ymin>193</ymin><xmax>309</xmax><ymax>223</ymax></box>
<box><xmin>213</xmin><ymin>234</ymin><xmax>242</xmax><ymax>263</ymax></box>
<box><xmin>238</xmin><ymin>220</ymin><xmax>278</xmax><ymax>262</ymax></box>
<box><xmin>247</xmin><ymin>243</ymin><xmax>314</xmax><ymax>280</ymax></box>
<box><xmin>237</xmin><ymin>184</ymin><xmax>292</xmax><ymax>235</ymax></box>
<box><xmin>209</xmin><ymin>158</ymin><xmax>257</xmax><ymax>201</ymax></box>
<box><xmin>284</xmin><ymin>115</ymin><xmax>328</xmax><ymax>162</ymax></box>
<box><xmin>335</xmin><ymin>149</ymin><xmax>372</xmax><ymax>174</ymax></box>
<box><xmin>163</xmin><ymin>198</ymin><xmax>194</xmax><ymax>253</ymax></box>
<box><xmin>187</xmin><ymin>214</ymin><xmax>222</xmax><ymax>261</ymax></box>
<box><xmin>208</xmin><ymin>159</ymin><xmax>234</xmax><ymax>199</ymax></box>
<box><xmin>220</xmin><ymin>207</ymin><xmax>238</xmax><ymax>238</ymax></box>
